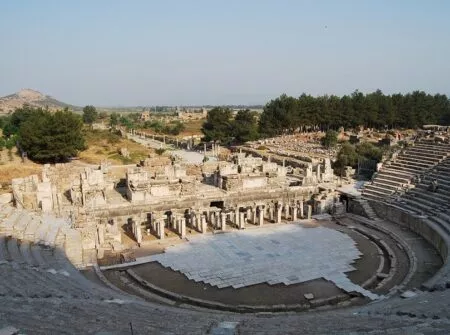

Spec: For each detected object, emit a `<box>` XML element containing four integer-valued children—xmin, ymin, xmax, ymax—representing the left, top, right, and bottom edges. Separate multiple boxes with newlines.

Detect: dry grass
<box><xmin>0</xmin><ymin>149</ymin><xmax>42</xmax><ymax>192</ymax></box>
<box><xmin>79</xmin><ymin>129</ymin><xmax>151</xmax><ymax>165</ymax></box>
<box><xmin>180</xmin><ymin>119</ymin><xmax>203</xmax><ymax>136</ymax></box>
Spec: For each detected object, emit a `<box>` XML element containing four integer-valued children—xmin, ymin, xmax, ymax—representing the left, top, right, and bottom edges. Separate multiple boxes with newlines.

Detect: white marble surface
<box><xmin>150</xmin><ymin>225</ymin><xmax>379</xmax><ymax>300</ymax></box>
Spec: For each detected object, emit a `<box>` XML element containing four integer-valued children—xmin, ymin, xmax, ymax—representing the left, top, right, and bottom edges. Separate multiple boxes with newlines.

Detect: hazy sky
<box><xmin>1</xmin><ymin>0</ymin><xmax>450</xmax><ymax>106</ymax></box>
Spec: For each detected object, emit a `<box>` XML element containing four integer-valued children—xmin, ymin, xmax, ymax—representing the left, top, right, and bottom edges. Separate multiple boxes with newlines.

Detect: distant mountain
<box><xmin>0</xmin><ymin>89</ymin><xmax>80</xmax><ymax>114</ymax></box>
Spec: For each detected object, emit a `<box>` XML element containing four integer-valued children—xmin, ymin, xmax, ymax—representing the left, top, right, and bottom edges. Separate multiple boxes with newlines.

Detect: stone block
<box><xmin>0</xmin><ymin>193</ymin><xmax>12</xmax><ymax>204</ymax></box>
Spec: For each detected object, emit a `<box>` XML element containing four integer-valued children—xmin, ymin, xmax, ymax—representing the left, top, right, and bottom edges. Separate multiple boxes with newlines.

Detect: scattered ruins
<box><xmin>8</xmin><ymin>142</ymin><xmax>347</xmax><ymax>266</ymax></box>
<box><xmin>2</xmin><ymin>126</ymin><xmax>450</xmax><ymax>333</ymax></box>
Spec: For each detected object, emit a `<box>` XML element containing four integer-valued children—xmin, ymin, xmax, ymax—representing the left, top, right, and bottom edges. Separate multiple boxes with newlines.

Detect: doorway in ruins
<box><xmin>210</xmin><ymin>201</ymin><xmax>224</xmax><ymax>209</ymax></box>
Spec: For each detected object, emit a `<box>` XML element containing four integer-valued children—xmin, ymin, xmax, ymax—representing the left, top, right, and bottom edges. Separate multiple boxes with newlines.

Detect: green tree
<box><xmin>109</xmin><ymin>112</ymin><xmax>119</xmax><ymax>128</ymax></box>
<box><xmin>201</xmin><ymin>107</ymin><xmax>233</xmax><ymax>142</ymax></box>
<box><xmin>3</xmin><ymin>105</ymin><xmax>44</xmax><ymax>136</ymax></box>
<box><xmin>333</xmin><ymin>143</ymin><xmax>358</xmax><ymax>175</ymax></box>
<box><xmin>5</xmin><ymin>136</ymin><xmax>15</xmax><ymax>150</ymax></box>
<box><xmin>119</xmin><ymin>115</ymin><xmax>135</xmax><ymax>130</ymax></box>
<box><xmin>321</xmin><ymin>130</ymin><xmax>338</xmax><ymax>148</ymax></box>
<box><xmin>356</xmin><ymin>142</ymin><xmax>383</xmax><ymax>162</ymax></box>
<box><xmin>19</xmin><ymin>110</ymin><xmax>85</xmax><ymax>163</ymax></box>
<box><xmin>233</xmin><ymin>109</ymin><xmax>260</xmax><ymax>143</ymax></box>
<box><xmin>82</xmin><ymin>105</ymin><xmax>98</xmax><ymax>125</ymax></box>
<box><xmin>167</xmin><ymin>121</ymin><xmax>186</xmax><ymax>135</ymax></box>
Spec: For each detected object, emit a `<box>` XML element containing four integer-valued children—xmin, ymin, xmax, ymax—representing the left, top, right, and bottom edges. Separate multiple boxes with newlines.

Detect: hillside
<box><xmin>0</xmin><ymin>89</ymin><xmax>80</xmax><ymax>114</ymax></box>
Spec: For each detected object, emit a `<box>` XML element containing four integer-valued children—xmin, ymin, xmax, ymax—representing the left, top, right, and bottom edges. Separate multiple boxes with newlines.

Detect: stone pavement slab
<box><xmin>149</xmin><ymin>225</ymin><xmax>380</xmax><ymax>299</ymax></box>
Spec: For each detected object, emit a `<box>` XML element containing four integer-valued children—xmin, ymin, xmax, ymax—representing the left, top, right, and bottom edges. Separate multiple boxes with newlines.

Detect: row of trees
<box><xmin>201</xmin><ymin>108</ymin><xmax>259</xmax><ymax>144</ymax></box>
<box><xmin>201</xmin><ymin>91</ymin><xmax>450</xmax><ymax>143</ymax></box>
<box><xmin>259</xmin><ymin>90</ymin><xmax>450</xmax><ymax>137</ymax></box>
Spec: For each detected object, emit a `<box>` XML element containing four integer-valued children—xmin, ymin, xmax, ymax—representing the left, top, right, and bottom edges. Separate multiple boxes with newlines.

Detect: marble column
<box><xmin>172</xmin><ymin>214</ymin><xmax>177</xmax><ymax>230</ymax></box>
<box><xmin>269</xmin><ymin>207</ymin><xmax>274</xmax><ymax>222</ymax></box>
<box><xmin>201</xmin><ymin>215</ymin><xmax>207</xmax><ymax>233</ymax></box>
<box><xmin>188</xmin><ymin>212</ymin><xmax>193</xmax><ymax>229</ymax></box>
<box><xmin>135</xmin><ymin>224</ymin><xmax>142</xmax><ymax>244</ymax></box>
<box><xmin>292</xmin><ymin>205</ymin><xmax>298</xmax><ymax>221</ymax></box>
<box><xmin>215</xmin><ymin>212</ymin><xmax>220</xmax><ymax>229</ymax></box>
<box><xmin>98</xmin><ymin>225</ymin><xmax>105</xmax><ymax>246</ymax></box>
<box><xmin>246</xmin><ymin>208</ymin><xmax>252</xmax><ymax>223</ymax></box>
<box><xmin>284</xmin><ymin>203</ymin><xmax>290</xmax><ymax>220</ymax></box>
<box><xmin>239</xmin><ymin>212</ymin><xmax>246</xmax><ymax>229</ymax></box>
<box><xmin>258</xmin><ymin>206</ymin><xmax>264</xmax><ymax>226</ymax></box>
<box><xmin>276</xmin><ymin>204</ymin><xmax>282</xmax><ymax>224</ymax></box>
<box><xmin>263</xmin><ymin>205</ymin><xmax>268</xmax><ymax>218</ymax></box>
<box><xmin>221</xmin><ymin>213</ymin><xmax>227</xmax><ymax>231</ymax></box>
<box><xmin>180</xmin><ymin>218</ymin><xmax>186</xmax><ymax>239</ymax></box>
<box><xmin>252</xmin><ymin>207</ymin><xmax>258</xmax><ymax>225</ymax></box>
<box><xmin>235</xmin><ymin>208</ymin><xmax>240</xmax><ymax>226</ymax></box>
<box><xmin>299</xmin><ymin>200</ymin><xmax>304</xmax><ymax>218</ymax></box>
<box><xmin>307</xmin><ymin>205</ymin><xmax>312</xmax><ymax>220</ymax></box>
<box><xmin>158</xmin><ymin>220</ymin><xmax>165</xmax><ymax>239</ymax></box>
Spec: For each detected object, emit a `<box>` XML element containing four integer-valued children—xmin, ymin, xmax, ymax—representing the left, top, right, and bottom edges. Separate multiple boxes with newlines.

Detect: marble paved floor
<box><xmin>150</xmin><ymin>225</ymin><xmax>379</xmax><ymax>300</ymax></box>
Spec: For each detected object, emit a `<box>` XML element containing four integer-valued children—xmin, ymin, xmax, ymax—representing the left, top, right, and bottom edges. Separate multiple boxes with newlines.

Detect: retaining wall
<box><xmin>369</xmin><ymin>201</ymin><xmax>450</xmax><ymax>290</ymax></box>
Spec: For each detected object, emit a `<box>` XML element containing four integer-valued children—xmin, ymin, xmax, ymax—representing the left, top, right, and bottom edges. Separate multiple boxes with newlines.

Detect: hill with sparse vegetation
<box><xmin>0</xmin><ymin>89</ymin><xmax>80</xmax><ymax>114</ymax></box>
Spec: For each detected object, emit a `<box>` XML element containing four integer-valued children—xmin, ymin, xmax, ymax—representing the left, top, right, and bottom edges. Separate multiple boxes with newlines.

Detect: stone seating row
<box><xmin>382</xmin><ymin>154</ymin><xmax>450</xmax><ymax>289</ymax></box>
<box><xmin>0</xmin><ymin>235</ymin><xmax>118</xmax><ymax>300</ymax></box>
<box><xmin>363</xmin><ymin>141</ymin><xmax>450</xmax><ymax>201</ymax></box>
<box><xmin>1</xmin><ymin>202</ymin><xmax>450</xmax><ymax>332</ymax></box>
<box><xmin>0</xmin><ymin>204</ymin><xmax>83</xmax><ymax>266</ymax></box>
<box><xmin>0</xmin><ymin>202</ymin><xmax>118</xmax><ymax>301</ymax></box>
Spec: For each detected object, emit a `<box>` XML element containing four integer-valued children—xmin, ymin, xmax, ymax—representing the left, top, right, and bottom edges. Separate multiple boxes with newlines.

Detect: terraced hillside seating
<box><xmin>394</xmin><ymin>157</ymin><xmax>450</xmax><ymax>234</ymax></box>
<box><xmin>2</xmin><ymin>202</ymin><xmax>450</xmax><ymax>333</ymax></box>
<box><xmin>0</xmin><ymin>204</ymin><xmax>83</xmax><ymax>268</ymax></box>
<box><xmin>367</xmin><ymin>154</ymin><xmax>450</xmax><ymax>290</ymax></box>
<box><xmin>363</xmin><ymin>141</ymin><xmax>450</xmax><ymax>201</ymax></box>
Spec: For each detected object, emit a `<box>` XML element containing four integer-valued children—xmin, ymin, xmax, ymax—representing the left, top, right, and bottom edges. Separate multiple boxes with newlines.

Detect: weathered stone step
<box><xmin>420</xmin><ymin>176</ymin><xmax>450</xmax><ymax>189</ymax></box>
<box><xmin>427</xmin><ymin>216</ymin><xmax>450</xmax><ymax>236</ymax></box>
<box><xmin>34</xmin><ymin>222</ymin><xmax>50</xmax><ymax>245</ymax></box>
<box><xmin>415</xmin><ymin>184</ymin><xmax>450</xmax><ymax>198</ymax></box>
<box><xmin>372</xmin><ymin>180</ymin><xmax>401</xmax><ymax>191</ymax></box>
<box><xmin>19</xmin><ymin>241</ymin><xmax>37</xmax><ymax>267</ymax></box>
<box><xmin>404</xmin><ymin>193</ymin><xmax>447</xmax><ymax>210</ymax></box>
<box><xmin>0</xmin><ymin>210</ymin><xmax>24</xmax><ymax>235</ymax></box>
<box><xmin>406</xmin><ymin>148</ymin><xmax>448</xmax><ymax>157</ymax></box>
<box><xmin>392</xmin><ymin>200</ymin><xmax>419</xmax><ymax>214</ymax></box>
<box><xmin>379</xmin><ymin>168</ymin><xmax>414</xmax><ymax>179</ymax></box>
<box><xmin>395</xmin><ymin>157</ymin><xmax>436</xmax><ymax>168</ymax></box>
<box><xmin>402</xmin><ymin>151</ymin><xmax>444</xmax><ymax>161</ymax></box>
<box><xmin>388</xmin><ymin>163</ymin><xmax>427</xmax><ymax>174</ymax></box>
<box><xmin>0</xmin><ymin>235</ymin><xmax>7</xmax><ymax>261</ymax></box>
<box><xmin>363</xmin><ymin>184</ymin><xmax>395</xmax><ymax>195</ymax></box>
<box><xmin>0</xmin><ymin>205</ymin><xmax>14</xmax><ymax>219</ymax></box>
<box><xmin>362</xmin><ymin>192</ymin><xmax>384</xmax><ymax>201</ymax></box>
<box><xmin>400</xmin><ymin>153</ymin><xmax>442</xmax><ymax>164</ymax></box>
<box><xmin>374</xmin><ymin>176</ymin><xmax>406</xmax><ymax>186</ymax></box>
<box><xmin>437</xmin><ymin>212</ymin><xmax>450</xmax><ymax>226</ymax></box>
<box><xmin>23</xmin><ymin>216</ymin><xmax>41</xmax><ymax>241</ymax></box>
<box><xmin>409</xmin><ymin>189</ymin><xmax>450</xmax><ymax>206</ymax></box>
<box><xmin>30</xmin><ymin>244</ymin><xmax>47</xmax><ymax>267</ymax></box>
<box><xmin>401</xmin><ymin>197</ymin><xmax>439</xmax><ymax>214</ymax></box>
<box><xmin>362</xmin><ymin>189</ymin><xmax>392</xmax><ymax>201</ymax></box>
<box><xmin>12</xmin><ymin>212</ymin><xmax>34</xmax><ymax>240</ymax></box>
<box><xmin>6</xmin><ymin>238</ymin><xmax>23</xmax><ymax>263</ymax></box>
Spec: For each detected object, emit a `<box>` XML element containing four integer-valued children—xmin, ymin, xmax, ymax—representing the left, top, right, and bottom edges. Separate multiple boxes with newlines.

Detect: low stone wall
<box><xmin>124</xmin><ymin>269</ymin><xmax>351</xmax><ymax>313</ymax></box>
<box><xmin>348</xmin><ymin>199</ymin><xmax>367</xmax><ymax>218</ymax></box>
<box><xmin>369</xmin><ymin>201</ymin><xmax>450</xmax><ymax>290</ymax></box>
<box><xmin>239</xmin><ymin>147</ymin><xmax>311</xmax><ymax>168</ymax></box>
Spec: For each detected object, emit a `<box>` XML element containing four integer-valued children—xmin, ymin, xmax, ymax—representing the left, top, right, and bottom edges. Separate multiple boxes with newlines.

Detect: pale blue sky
<box><xmin>1</xmin><ymin>0</ymin><xmax>449</xmax><ymax>106</ymax></box>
